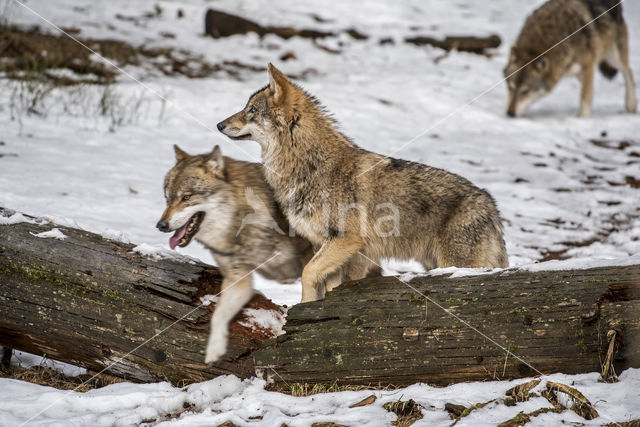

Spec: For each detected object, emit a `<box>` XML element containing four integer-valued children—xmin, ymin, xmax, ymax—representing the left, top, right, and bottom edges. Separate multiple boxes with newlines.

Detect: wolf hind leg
<box><xmin>301</xmin><ymin>237</ymin><xmax>364</xmax><ymax>303</ymax></box>
<box><xmin>608</xmin><ymin>24</ymin><xmax>637</xmax><ymax>112</ymax></box>
<box><xmin>205</xmin><ymin>271</ymin><xmax>254</xmax><ymax>364</ymax></box>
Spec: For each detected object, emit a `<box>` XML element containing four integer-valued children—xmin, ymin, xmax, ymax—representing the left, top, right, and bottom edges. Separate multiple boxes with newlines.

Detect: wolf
<box><xmin>504</xmin><ymin>0</ymin><xmax>636</xmax><ymax>117</ymax></box>
<box><xmin>217</xmin><ymin>64</ymin><xmax>508</xmax><ymax>303</ymax></box>
<box><xmin>157</xmin><ymin>145</ymin><xmax>378</xmax><ymax>362</ymax></box>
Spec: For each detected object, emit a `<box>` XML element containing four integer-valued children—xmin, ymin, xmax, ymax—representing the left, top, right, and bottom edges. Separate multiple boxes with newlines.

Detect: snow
<box><xmin>0</xmin><ymin>370</ymin><xmax>638</xmax><ymax>426</ymax></box>
<box><xmin>2</xmin><ymin>349</ymin><xmax>86</xmax><ymax>378</ymax></box>
<box><xmin>0</xmin><ymin>212</ymin><xmax>38</xmax><ymax>225</ymax></box>
<box><xmin>29</xmin><ymin>227</ymin><xmax>67</xmax><ymax>240</ymax></box>
<box><xmin>131</xmin><ymin>242</ymin><xmax>197</xmax><ymax>264</ymax></box>
<box><xmin>1</xmin><ymin>0</ymin><xmax>639</xmax><ymax>424</ymax></box>
<box><xmin>239</xmin><ymin>308</ymin><xmax>287</xmax><ymax>336</ymax></box>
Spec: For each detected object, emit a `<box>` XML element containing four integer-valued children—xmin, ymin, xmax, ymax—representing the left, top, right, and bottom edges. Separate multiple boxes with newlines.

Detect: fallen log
<box><xmin>405</xmin><ymin>34</ymin><xmax>501</xmax><ymax>53</ymax></box>
<box><xmin>204</xmin><ymin>9</ymin><xmax>335</xmax><ymax>40</ymax></box>
<box><xmin>1</xmin><ymin>208</ymin><xmax>638</xmax><ymax>387</ymax></box>
<box><xmin>254</xmin><ymin>266</ymin><xmax>639</xmax><ymax>386</ymax></box>
<box><xmin>0</xmin><ymin>208</ymin><xmax>281</xmax><ymax>384</ymax></box>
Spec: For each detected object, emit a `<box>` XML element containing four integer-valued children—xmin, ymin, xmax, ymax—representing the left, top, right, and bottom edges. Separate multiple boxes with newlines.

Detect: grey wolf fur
<box><xmin>157</xmin><ymin>145</ymin><xmax>313</xmax><ymax>363</ymax></box>
<box><xmin>217</xmin><ymin>64</ymin><xmax>508</xmax><ymax>303</ymax></box>
<box><xmin>157</xmin><ymin>145</ymin><xmax>379</xmax><ymax>362</ymax></box>
<box><xmin>505</xmin><ymin>0</ymin><xmax>636</xmax><ymax>117</ymax></box>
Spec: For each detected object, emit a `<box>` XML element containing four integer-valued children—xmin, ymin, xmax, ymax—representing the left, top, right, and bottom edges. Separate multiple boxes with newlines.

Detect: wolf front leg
<box><xmin>579</xmin><ymin>59</ymin><xmax>595</xmax><ymax>118</ymax></box>
<box><xmin>204</xmin><ymin>271</ymin><xmax>254</xmax><ymax>364</ymax></box>
<box><xmin>300</xmin><ymin>237</ymin><xmax>364</xmax><ymax>303</ymax></box>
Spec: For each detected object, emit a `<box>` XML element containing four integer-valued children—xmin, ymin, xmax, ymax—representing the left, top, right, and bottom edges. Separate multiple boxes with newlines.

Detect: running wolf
<box><xmin>505</xmin><ymin>0</ymin><xmax>636</xmax><ymax>117</ymax></box>
<box><xmin>217</xmin><ymin>64</ymin><xmax>508</xmax><ymax>303</ymax></box>
<box><xmin>157</xmin><ymin>145</ymin><xmax>378</xmax><ymax>362</ymax></box>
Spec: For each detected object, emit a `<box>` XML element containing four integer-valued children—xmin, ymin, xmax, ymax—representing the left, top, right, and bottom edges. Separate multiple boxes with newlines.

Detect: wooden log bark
<box><xmin>1</xmin><ymin>207</ymin><xmax>639</xmax><ymax>387</ymax></box>
<box><xmin>254</xmin><ymin>267</ymin><xmax>639</xmax><ymax>386</ymax></box>
<box><xmin>0</xmin><ymin>208</ymin><xmax>282</xmax><ymax>385</ymax></box>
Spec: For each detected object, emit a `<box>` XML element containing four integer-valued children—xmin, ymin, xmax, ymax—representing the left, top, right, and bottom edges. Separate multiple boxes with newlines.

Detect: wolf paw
<box><xmin>204</xmin><ymin>335</ymin><xmax>228</xmax><ymax>364</ymax></box>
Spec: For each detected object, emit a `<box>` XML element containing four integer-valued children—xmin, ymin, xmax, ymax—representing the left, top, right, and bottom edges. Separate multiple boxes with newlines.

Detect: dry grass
<box><xmin>383</xmin><ymin>399</ymin><xmax>424</xmax><ymax>427</ymax></box>
<box><xmin>266</xmin><ymin>381</ymin><xmax>397</xmax><ymax>397</ymax></box>
<box><xmin>0</xmin><ymin>364</ymin><xmax>125</xmax><ymax>392</ymax></box>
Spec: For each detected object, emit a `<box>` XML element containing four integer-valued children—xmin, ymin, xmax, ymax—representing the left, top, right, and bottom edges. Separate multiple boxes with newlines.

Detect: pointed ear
<box><xmin>206</xmin><ymin>145</ymin><xmax>225</xmax><ymax>172</ymax></box>
<box><xmin>174</xmin><ymin>144</ymin><xmax>190</xmax><ymax>162</ymax></box>
<box><xmin>268</xmin><ymin>63</ymin><xmax>289</xmax><ymax>104</ymax></box>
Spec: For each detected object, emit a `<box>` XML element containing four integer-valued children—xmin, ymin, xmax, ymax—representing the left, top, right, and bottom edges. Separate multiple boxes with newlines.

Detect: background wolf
<box><xmin>157</xmin><ymin>145</ymin><xmax>378</xmax><ymax>362</ymax></box>
<box><xmin>505</xmin><ymin>0</ymin><xmax>636</xmax><ymax>117</ymax></box>
<box><xmin>217</xmin><ymin>64</ymin><xmax>508</xmax><ymax>303</ymax></box>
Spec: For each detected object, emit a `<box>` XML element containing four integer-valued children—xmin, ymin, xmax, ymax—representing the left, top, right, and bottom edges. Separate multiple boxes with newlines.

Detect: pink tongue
<box><xmin>169</xmin><ymin>223</ymin><xmax>189</xmax><ymax>250</ymax></box>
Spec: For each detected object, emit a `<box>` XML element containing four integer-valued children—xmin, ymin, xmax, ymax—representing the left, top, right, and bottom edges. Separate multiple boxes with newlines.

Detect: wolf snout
<box><xmin>506</xmin><ymin>109</ymin><xmax>516</xmax><ymax>118</ymax></box>
<box><xmin>156</xmin><ymin>220</ymin><xmax>170</xmax><ymax>232</ymax></box>
<box><xmin>216</xmin><ymin>121</ymin><xmax>226</xmax><ymax>132</ymax></box>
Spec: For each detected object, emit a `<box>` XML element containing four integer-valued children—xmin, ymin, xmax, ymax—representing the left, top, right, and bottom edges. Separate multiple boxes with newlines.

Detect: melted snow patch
<box><xmin>239</xmin><ymin>308</ymin><xmax>286</xmax><ymax>336</ymax></box>
<box><xmin>30</xmin><ymin>228</ymin><xmax>67</xmax><ymax>240</ymax></box>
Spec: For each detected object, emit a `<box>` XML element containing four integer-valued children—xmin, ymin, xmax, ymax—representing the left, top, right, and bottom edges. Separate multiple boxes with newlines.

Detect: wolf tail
<box><xmin>599</xmin><ymin>61</ymin><xmax>618</xmax><ymax>80</ymax></box>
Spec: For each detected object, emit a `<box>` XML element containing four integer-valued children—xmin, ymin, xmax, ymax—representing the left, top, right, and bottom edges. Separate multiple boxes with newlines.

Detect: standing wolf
<box><xmin>217</xmin><ymin>64</ymin><xmax>508</xmax><ymax>303</ymax></box>
<box><xmin>157</xmin><ymin>145</ymin><xmax>378</xmax><ymax>362</ymax></box>
<box><xmin>505</xmin><ymin>0</ymin><xmax>636</xmax><ymax>117</ymax></box>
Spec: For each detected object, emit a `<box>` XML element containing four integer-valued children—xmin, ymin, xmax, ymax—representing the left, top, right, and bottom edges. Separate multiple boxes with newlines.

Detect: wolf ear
<box><xmin>268</xmin><ymin>63</ymin><xmax>289</xmax><ymax>104</ymax></box>
<box><xmin>174</xmin><ymin>144</ymin><xmax>190</xmax><ymax>161</ymax></box>
<box><xmin>206</xmin><ymin>145</ymin><xmax>225</xmax><ymax>172</ymax></box>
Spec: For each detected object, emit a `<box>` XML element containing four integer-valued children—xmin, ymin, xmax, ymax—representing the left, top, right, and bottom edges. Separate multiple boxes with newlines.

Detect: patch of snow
<box><xmin>200</xmin><ymin>294</ymin><xmax>219</xmax><ymax>307</ymax></box>
<box><xmin>519</xmin><ymin>254</ymin><xmax>640</xmax><ymax>273</ymax></box>
<box><xmin>0</xmin><ymin>212</ymin><xmax>38</xmax><ymax>225</ymax></box>
<box><xmin>3</xmin><ymin>348</ymin><xmax>87</xmax><ymax>377</ymax></box>
<box><xmin>239</xmin><ymin>308</ymin><xmax>286</xmax><ymax>336</ymax></box>
<box><xmin>100</xmin><ymin>228</ymin><xmax>132</xmax><ymax>244</ymax></box>
<box><xmin>131</xmin><ymin>243</ymin><xmax>197</xmax><ymax>264</ymax></box>
<box><xmin>29</xmin><ymin>227</ymin><xmax>67</xmax><ymax>240</ymax></box>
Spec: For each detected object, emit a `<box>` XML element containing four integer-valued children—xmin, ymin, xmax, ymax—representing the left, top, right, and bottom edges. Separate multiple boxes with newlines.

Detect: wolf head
<box><xmin>504</xmin><ymin>47</ymin><xmax>557</xmax><ymax>117</ymax></box>
<box><xmin>217</xmin><ymin>64</ymin><xmax>322</xmax><ymax>148</ymax></box>
<box><xmin>157</xmin><ymin>145</ymin><xmax>235</xmax><ymax>249</ymax></box>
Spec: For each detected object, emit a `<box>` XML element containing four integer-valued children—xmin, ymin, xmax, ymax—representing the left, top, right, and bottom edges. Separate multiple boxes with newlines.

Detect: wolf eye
<box><xmin>182</xmin><ymin>194</ymin><xmax>191</xmax><ymax>202</ymax></box>
<box><xmin>248</xmin><ymin>106</ymin><xmax>257</xmax><ymax>114</ymax></box>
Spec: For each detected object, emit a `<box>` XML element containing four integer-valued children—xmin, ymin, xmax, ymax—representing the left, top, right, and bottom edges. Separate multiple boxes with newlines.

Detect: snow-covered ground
<box><xmin>1</xmin><ymin>370</ymin><xmax>639</xmax><ymax>427</ymax></box>
<box><xmin>1</xmin><ymin>0</ymin><xmax>639</xmax><ymax>425</ymax></box>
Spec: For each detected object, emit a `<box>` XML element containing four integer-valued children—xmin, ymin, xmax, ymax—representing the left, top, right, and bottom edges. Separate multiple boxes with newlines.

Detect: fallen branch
<box><xmin>405</xmin><ymin>34</ymin><xmax>501</xmax><ymax>53</ymax></box>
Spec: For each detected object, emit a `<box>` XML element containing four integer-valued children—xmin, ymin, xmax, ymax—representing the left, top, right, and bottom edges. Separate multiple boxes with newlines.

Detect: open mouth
<box><xmin>169</xmin><ymin>212</ymin><xmax>204</xmax><ymax>249</ymax></box>
<box><xmin>228</xmin><ymin>133</ymin><xmax>251</xmax><ymax>140</ymax></box>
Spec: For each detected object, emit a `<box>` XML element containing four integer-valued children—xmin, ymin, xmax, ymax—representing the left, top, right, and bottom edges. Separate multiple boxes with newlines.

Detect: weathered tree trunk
<box><xmin>0</xmin><ymin>208</ymin><xmax>282</xmax><ymax>385</ymax></box>
<box><xmin>1</xmin><ymin>208</ymin><xmax>638</xmax><ymax>387</ymax></box>
<box><xmin>254</xmin><ymin>268</ymin><xmax>639</xmax><ymax>386</ymax></box>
